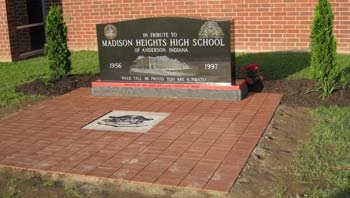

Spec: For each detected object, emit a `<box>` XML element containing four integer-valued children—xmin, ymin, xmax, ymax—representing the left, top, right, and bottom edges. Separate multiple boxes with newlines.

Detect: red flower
<box><xmin>258</xmin><ymin>74</ymin><xmax>264</xmax><ymax>81</ymax></box>
<box><xmin>242</xmin><ymin>64</ymin><xmax>252</xmax><ymax>71</ymax></box>
<box><xmin>252</xmin><ymin>64</ymin><xmax>259</xmax><ymax>72</ymax></box>
<box><xmin>242</xmin><ymin>63</ymin><xmax>259</xmax><ymax>72</ymax></box>
<box><xmin>245</xmin><ymin>76</ymin><xmax>254</xmax><ymax>85</ymax></box>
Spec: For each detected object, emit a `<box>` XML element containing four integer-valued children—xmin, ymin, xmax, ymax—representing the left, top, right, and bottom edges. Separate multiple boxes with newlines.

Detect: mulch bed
<box><xmin>262</xmin><ymin>79</ymin><xmax>350</xmax><ymax>108</ymax></box>
<box><xmin>16</xmin><ymin>74</ymin><xmax>99</xmax><ymax>97</ymax></box>
<box><xmin>16</xmin><ymin>75</ymin><xmax>350</xmax><ymax>108</ymax></box>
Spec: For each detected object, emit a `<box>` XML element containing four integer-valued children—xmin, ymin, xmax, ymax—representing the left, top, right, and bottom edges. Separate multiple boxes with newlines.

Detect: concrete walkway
<box><xmin>0</xmin><ymin>88</ymin><xmax>281</xmax><ymax>193</ymax></box>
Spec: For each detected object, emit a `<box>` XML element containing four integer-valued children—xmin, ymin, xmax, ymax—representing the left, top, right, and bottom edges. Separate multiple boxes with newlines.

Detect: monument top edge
<box><xmin>96</xmin><ymin>16</ymin><xmax>232</xmax><ymax>26</ymax></box>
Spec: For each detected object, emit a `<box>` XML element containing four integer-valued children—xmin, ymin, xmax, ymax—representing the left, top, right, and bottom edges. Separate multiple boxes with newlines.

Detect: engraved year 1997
<box><xmin>204</xmin><ymin>63</ymin><xmax>218</xmax><ymax>70</ymax></box>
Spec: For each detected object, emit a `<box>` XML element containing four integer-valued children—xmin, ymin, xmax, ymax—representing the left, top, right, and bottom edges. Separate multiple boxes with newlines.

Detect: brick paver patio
<box><xmin>0</xmin><ymin>88</ymin><xmax>281</xmax><ymax>192</ymax></box>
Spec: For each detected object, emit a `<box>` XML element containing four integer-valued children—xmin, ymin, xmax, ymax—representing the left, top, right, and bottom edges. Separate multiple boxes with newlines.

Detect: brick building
<box><xmin>0</xmin><ymin>0</ymin><xmax>349</xmax><ymax>62</ymax></box>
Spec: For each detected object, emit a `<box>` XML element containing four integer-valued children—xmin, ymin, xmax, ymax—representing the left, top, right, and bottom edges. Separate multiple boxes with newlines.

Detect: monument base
<box><xmin>91</xmin><ymin>80</ymin><xmax>248</xmax><ymax>101</ymax></box>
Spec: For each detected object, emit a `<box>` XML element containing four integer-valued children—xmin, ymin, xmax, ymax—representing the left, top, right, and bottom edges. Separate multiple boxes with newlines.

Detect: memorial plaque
<box><xmin>82</xmin><ymin>111</ymin><xmax>169</xmax><ymax>133</ymax></box>
<box><xmin>96</xmin><ymin>17</ymin><xmax>233</xmax><ymax>85</ymax></box>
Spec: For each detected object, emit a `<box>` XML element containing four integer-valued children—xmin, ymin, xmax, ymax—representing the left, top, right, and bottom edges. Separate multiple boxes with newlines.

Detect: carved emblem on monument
<box><xmin>129</xmin><ymin>56</ymin><xmax>195</xmax><ymax>76</ymax></box>
<box><xmin>198</xmin><ymin>21</ymin><xmax>225</xmax><ymax>38</ymax></box>
<box><xmin>103</xmin><ymin>24</ymin><xmax>117</xmax><ymax>40</ymax></box>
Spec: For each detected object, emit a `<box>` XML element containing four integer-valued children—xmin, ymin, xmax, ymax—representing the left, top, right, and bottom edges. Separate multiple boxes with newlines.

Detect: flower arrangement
<box><xmin>242</xmin><ymin>63</ymin><xmax>263</xmax><ymax>85</ymax></box>
<box><xmin>242</xmin><ymin>63</ymin><xmax>264</xmax><ymax>92</ymax></box>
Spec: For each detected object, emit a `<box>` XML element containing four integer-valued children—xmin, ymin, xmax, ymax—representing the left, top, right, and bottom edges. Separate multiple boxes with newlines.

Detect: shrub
<box><xmin>310</xmin><ymin>0</ymin><xmax>338</xmax><ymax>80</ymax></box>
<box><xmin>309</xmin><ymin>0</ymin><xmax>339</xmax><ymax>99</ymax></box>
<box><xmin>45</xmin><ymin>5</ymin><xmax>71</xmax><ymax>80</ymax></box>
<box><xmin>317</xmin><ymin>79</ymin><xmax>338</xmax><ymax>99</ymax></box>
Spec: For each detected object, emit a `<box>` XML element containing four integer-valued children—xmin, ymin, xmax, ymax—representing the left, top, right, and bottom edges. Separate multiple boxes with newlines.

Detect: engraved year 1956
<box><xmin>204</xmin><ymin>63</ymin><xmax>218</xmax><ymax>70</ymax></box>
<box><xmin>110</xmin><ymin>62</ymin><xmax>122</xmax><ymax>69</ymax></box>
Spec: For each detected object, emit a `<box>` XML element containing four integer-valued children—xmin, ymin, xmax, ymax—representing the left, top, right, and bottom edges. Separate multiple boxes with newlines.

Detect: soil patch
<box><xmin>263</xmin><ymin>79</ymin><xmax>350</xmax><ymax>108</ymax></box>
<box><xmin>0</xmin><ymin>167</ymin><xmax>224</xmax><ymax>198</ymax></box>
<box><xmin>229</xmin><ymin>105</ymin><xmax>313</xmax><ymax>198</ymax></box>
<box><xmin>16</xmin><ymin>74</ymin><xmax>99</xmax><ymax>97</ymax></box>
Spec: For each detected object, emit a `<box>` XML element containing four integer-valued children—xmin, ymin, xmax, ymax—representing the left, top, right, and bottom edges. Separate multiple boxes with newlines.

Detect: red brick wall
<box><xmin>0</xmin><ymin>0</ymin><xmax>12</xmax><ymax>62</ymax></box>
<box><xmin>1</xmin><ymin>0</ymin><xmax>349</xmax><ymax>62</ymax></box>
<box><xmin>61</xmin><ymin>0</ymin><xmax>350</xmax><ymax>53</ymax></box>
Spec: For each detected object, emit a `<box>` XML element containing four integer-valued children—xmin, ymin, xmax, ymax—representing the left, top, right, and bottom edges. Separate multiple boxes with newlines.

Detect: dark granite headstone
<box><xmin>96</xmin><ymin>17</ymin><xmax>234</xmax><ymax>85</ymax></box>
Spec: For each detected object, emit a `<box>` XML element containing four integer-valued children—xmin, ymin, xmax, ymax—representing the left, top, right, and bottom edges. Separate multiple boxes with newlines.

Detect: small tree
<box><xmin>310</xmin><ymin>0</ymin><xmax>338</xmax><ymax>81</ymax></box>
<box><xmin>45</xmin><ymin>5</ymin><xmax>71</xmax><ymax>80</ymax></box>
<box><xmin>309</xmin><ymin>0</ymin><xmax>340</xmax><ymax>99</ymax></box>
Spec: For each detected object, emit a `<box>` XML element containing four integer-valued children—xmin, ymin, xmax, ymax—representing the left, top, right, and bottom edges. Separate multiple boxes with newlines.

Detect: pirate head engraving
<box><xmin>103</xmin><ymin>24</ymin><xmax>117</xmax><ymax>40</ymax></box>
<box><xmin>198</xmin><ymin>21</ymin><xmax>225</xmax><ymax>38</ymax></box>
<box><xmin>97</xmin><ymin>115</ymin><xmax>153</xmax><ymax>128</ymax></box>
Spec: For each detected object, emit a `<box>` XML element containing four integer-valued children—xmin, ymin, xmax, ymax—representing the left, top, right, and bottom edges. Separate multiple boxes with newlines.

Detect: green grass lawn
<box><xmin>235</xmin><ymin>52</ymin><xmax>350</xmax><ymax>80</ymax></box>
<box><xmin>292</xmin><ymin>106</ymin><xmax>350</xmax><ymax>197</ymax></box>
<box><xmin>0</xmin><ymin>51</ymin><xmax>349</xmax><ymax>108</ymax></box>
<box><xmin>0</xmin><ymin>51</ymin><xmax>99</xmax><ymax>108</ymax></box>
